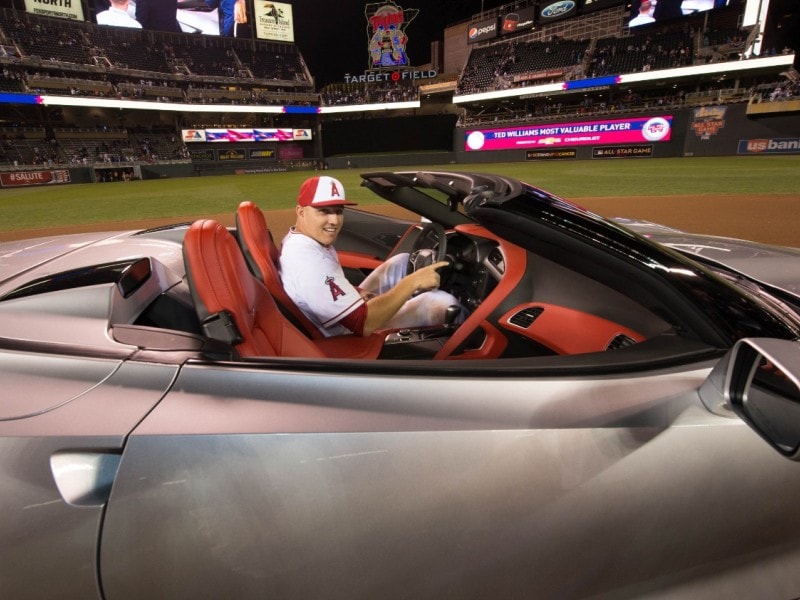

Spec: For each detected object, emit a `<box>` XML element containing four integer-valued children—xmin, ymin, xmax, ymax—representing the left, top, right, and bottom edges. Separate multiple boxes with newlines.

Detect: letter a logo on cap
<box><xmin>329</xmin><ymin>179</ymin><xmax>341</xmax><ymax>200</ymax></box>
<box><xmin>298</xmin><ymin>176</ymin><xmax>357</xmax><ymax>207</ymax></box>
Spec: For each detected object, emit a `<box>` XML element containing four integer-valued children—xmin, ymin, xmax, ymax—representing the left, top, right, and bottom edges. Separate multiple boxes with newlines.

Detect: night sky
<box><xmin>293</xmin><ymin>0</ymin><xmax>504</xmax><ymax>86</ymax></box>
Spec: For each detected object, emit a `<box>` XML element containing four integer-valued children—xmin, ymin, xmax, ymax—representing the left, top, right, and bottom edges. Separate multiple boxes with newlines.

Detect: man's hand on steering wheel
<box><xmin>405</xmin><ymin>260</ymin><xmax>450</xmax><ymax>296</ymax></box>
<box><xmin>408</xmin><ymin>222</ymin><xmax>447</xmax><ymax>273</ymax></box>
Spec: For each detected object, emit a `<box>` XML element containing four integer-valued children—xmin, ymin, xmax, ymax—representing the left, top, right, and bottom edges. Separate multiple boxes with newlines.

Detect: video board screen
<box><xmin>581</xmin><ymin>0</ymin><xmax>627</xmax><ymax>14</ymax></box>
<box><xmin>629</xmin><ymin>0</ymin><xmax>730</xmax><ymax>29</ymax></box>
<box><xmin>182</xmin><ymin>128</ymin><xmax>311</xmax><ymax>142</ymax></box>
<box><xmin>464</xmin><ymin>116</ymin><xmax>673</xmax><ymax>151</ymax></box>
<box><xmin>91</xmin><ymin>0</ymin><xmax>252</xmax><ymax>36</ymax></box>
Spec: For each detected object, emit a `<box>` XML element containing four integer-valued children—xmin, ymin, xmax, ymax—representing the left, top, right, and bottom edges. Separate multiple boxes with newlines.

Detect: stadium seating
<box><xmin>0</xmin><ymin>0</ymin><xmax>794</xmax><ymax>168</ymax></box>
<box><xmin>588</xmin><ymin>29</ymin><xmax>693</xmax><ymax>77</ymax></box>
<box><xmin>0</xmin><ymin>11</ymin><xmax>92</xmax><ymax>65</ymax></box>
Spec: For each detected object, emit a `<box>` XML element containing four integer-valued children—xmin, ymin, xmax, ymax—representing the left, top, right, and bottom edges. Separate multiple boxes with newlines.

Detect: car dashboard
<box><xmin>443</xmin><ymin>231</ymin><xmax>503</xmax><ymax>313</ymax></box>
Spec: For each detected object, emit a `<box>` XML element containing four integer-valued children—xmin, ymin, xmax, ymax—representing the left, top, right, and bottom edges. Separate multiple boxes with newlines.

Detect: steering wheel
<box><xmin>407</xmin><ymin>222</ymin><xmax>447</xmax><ymax>274</ymax></box>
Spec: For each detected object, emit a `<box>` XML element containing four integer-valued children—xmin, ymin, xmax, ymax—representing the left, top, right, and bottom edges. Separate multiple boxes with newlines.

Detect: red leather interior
<box><xmin>236</xmin><ymin>201</ymin><xmax>323</xmax><ymax>339</ymax></box>
<box><xmin>337</xmin><ymin>251</ymin><xmax>383</xmax><ymax>271</ymax></box>
<box><xmin>498</xmin><ymin>302</ymin><xmax>645</xmax><ymax>355</ymax></box>
<box><xmin>435</xmin><ymin>224</ymin><xmax>528</xmax><ymax>360</ymax></box>
<box><xmin>183</xmin><ymin>219</ymin><xmax>326</xmax><ymax>359</ymax></box>
<box><xmin>232</xmin><ymin>205</ymin><xmax>386</xmax><ymax>359</ymax></box>
<box><xmin>443</xmin><ymin>320</ymin><xmax>508</xmax><ymax>360</ymax></box>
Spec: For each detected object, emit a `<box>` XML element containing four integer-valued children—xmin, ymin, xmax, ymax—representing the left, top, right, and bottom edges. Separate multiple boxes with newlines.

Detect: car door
<box><xmin>99</xmin><ymin>356</ymin><xmax>800</xmax><ymax>599</ymax></box>
<box><xmin>0</xmin><ymin>351</ymin><xmax>178</xmax><ymax>600</ymax></box>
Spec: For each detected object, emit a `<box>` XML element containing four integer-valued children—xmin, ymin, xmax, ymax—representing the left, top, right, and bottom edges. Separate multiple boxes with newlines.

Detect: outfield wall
<box><xmin>321</xmin><ymin>115</ymin><xmax>459</xmax><ymax>158</ymax></box>
<box><xmin>325</xmin><ymin>151</ymin><xmax>456</xmax><ymax>170</ymax></box>
<box><xmin>454</xmin><ymin>105</ymin><xmax>800</xmax><ymax>164</ymax></box>
<box><xmin>682</xmin><ymin>103</ymin><xmax>800</xmax><ymax>157</ymax></box>
<box><xmin>2</xmin><ymin>106</ymin><xmax>799</xmax><ymax>188</ymax></box>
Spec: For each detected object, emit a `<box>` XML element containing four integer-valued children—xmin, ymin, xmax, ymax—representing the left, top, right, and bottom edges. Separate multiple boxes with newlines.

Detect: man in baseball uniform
<box><xmin>280</xmin><ymin>175</ymin><xmax>459</xmax><ymax>337</ymax></box>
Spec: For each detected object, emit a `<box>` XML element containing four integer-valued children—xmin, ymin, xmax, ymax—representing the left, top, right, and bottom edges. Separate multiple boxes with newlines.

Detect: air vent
<box><xmin>606</xmin><ymin>334</ymin><xmax>637</xmax><ymax>350</ymax></box>
<box><xmin>509</xmin><ymin>306</ymin><xmax>544</xmax><ymax>328</ymax></box>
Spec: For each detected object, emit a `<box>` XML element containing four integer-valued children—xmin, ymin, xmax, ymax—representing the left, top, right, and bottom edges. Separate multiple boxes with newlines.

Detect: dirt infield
<box><xmin>578</xmin><ymin>193</ymin><xmax>800</xmax><ymax>247</ymax></box>
<box><xmin>4</xmin><ymin>194</ymin><xmax>799</xmax><ymax>248</ymax></box>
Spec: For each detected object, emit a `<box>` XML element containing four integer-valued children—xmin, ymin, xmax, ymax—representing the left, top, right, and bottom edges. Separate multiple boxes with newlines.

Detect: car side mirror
<box><xmin>725</xmin><ymin>338</ymin><xmax>800</xmax><ymax>461</ymax></box>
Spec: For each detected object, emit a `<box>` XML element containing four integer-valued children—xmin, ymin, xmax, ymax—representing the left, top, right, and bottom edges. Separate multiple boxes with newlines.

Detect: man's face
<box><xmin>296</xmin><ymin>205</ymin><xmax>344</xmax><ymax>247</ymax></box>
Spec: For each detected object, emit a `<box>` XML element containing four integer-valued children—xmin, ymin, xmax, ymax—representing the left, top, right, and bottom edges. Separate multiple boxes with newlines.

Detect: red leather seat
<box><xmin>184</xmin><ymin>219</ymin><xmax>326</xmax><ymax>358</ymax></box>
<box><xmin>185</xmin><ymin>218</ymin><xmax>384</xmax><ymax>360</ymax></box>
<box><xmin>235</xmin><ymin>200</ymin><xmax>323</xmax><ymax>339</ymax></box>
<box><xmin>235</xmin><ymin>201</ymin><xmax>391</xmax><ymax>360</ymax></box>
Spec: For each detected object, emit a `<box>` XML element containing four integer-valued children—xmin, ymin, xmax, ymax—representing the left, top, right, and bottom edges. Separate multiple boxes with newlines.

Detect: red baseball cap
<box><xmin>297</xmin><ymin>176</ymin><xmax>357</xmax><ymax>207</ymax></box>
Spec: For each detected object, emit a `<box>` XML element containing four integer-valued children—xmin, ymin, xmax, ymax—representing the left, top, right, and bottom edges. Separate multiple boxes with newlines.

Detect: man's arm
<box><xmin>361</xmin><ymin>261</ymin><xmax>448</xmax><ymax>335</ymax></box>
<box><xmin>234</xmin><ymin>0</ymin><xmax>247</xmax><ymax>23</ymax></box>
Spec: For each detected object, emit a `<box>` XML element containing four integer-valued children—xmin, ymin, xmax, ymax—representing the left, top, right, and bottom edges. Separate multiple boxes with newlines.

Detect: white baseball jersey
<box><xmin>279</xmin><ymin>229</ymin><xmax>364</xmax><ymax>337</ymax></box>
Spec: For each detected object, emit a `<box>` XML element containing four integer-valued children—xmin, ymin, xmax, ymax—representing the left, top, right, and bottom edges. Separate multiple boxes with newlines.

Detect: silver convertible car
<box><xmin>2</xmin><ymin>170</ymin><xmax>800</xmax><ymax>599</ymax></box>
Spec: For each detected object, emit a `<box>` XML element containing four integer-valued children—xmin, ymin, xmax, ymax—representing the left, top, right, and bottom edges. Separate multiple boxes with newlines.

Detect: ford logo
<box><xmin>541</xmin><ymin>0</ymin><xmax>576</xmax><ymax>18</ymax></box>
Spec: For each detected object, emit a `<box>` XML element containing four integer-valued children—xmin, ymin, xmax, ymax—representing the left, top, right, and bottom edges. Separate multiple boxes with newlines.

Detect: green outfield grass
<box><xmin>1</xmin><ymin>155</ymin><xmax>798</xmax><ymax>233</ymax></box>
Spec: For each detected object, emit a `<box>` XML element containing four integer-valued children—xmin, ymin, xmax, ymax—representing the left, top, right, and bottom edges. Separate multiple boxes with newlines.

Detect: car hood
<box><xmin>615</xmin><ymin>218</ymin><xmax>800</xmax><ymax>298</ymax></box>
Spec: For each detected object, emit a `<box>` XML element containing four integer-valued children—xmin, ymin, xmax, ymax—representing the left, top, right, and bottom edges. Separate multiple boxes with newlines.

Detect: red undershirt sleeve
<box><xmin>339</xmin><ymin>303</ymin><xmax>367</xmax><ymax>336</ymax></box>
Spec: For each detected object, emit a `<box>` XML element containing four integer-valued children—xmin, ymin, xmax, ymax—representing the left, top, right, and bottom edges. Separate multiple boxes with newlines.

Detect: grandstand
<box><xmin>0</xmin><ymin>0</ymin><xmax>797</xmax><ymax>180</ymax></box>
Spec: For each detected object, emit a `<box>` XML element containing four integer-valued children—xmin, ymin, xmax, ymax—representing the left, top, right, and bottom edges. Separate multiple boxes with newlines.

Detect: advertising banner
<box><xmin>278</xmin><ymin>145</ymin><xmax>304</xmax><ymax>159</ymax></box>
<box><xmin>467</xmin><ymin>17</ymin><xmax>498</xmax><ymax>44</ymax></box>
<box><xmin>255</xmin><ymin>1</ymin><xmax>294</xmax><ymax>42</ymax></box>
<box><xmin>737</xmin><ymin>138</ymin><xmax>800</xmax><ymax>155</ymax></box>
<box><xmin>513</xmin><ymin>69</ymin><xmax>564</xmax><ymax>83</ymax></box>
<box><xmin>249</xmin><ymin>148</ymin><xmax>276</xmax><ymax>159</ymax></box>
<box><xmin>0</xmin><ymin>170</ymin><xmax>71</xmax><ymax>187</ymax></box>
<box><xmin>690</xmin><ymin>106</ymin><xmax>727</xmax><ymax>140</ymax></box>
<box><xmin>538</xmin><ymin>0</ymin><xmax>578</xmax><ymax>24</ymax></box>
<box><xmin>189</xmin><ymin>149</ymin><xmax>215</xmax><ymax>161</ymax></box>
<box><xmin>592</xmin><ymin>145</ymin><xmax>654</xmax><ymax>158</ymax></box>
<box><xmin>182</xmin><ymin>129</ymin><xmax>207</xmax><ymax>143</ymax></box>
<box><xmin>465</xmin><ymin>116</ymin><xmax>673</xmax><ymax>151</ymax></box>
<box><xmin>25</xmin><ymin>0</ymin><xmax>84</xmax><ymax>20</ymax></box>
<box><xmin>218</xmin><ymin>149</ymin><xmax>247</xmax><ymax>161</ymax></box>
<box><xmin>526</xmin><ymin>149</ymin><xmax>577</xmax><ymax>160</ymax></box>
<box><xmin>499</xmin><ymin>7</ymin><xmax>536</xmax><ymax>36</ymax></box>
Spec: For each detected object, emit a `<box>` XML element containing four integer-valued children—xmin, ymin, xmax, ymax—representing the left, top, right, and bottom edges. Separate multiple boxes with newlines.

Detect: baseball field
<box><xmin>1</xmin><ymin>155</ymin><xmax>799</xmax><ymax>246</ymax></box>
